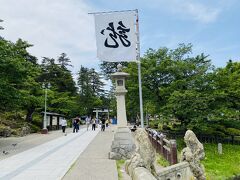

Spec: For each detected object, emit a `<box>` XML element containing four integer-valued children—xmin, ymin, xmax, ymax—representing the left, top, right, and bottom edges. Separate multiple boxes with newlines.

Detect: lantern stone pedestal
<box><xmin>109</xmin><ymin>64</ymin><xmax>136</xmax><ymax>160</ymax></box>
<box><xmin>109</xmin><ymin>127</ymin><xmax>135</xmax><ymax>159</ymax></box>
<box><xmin>41</xmin><ymin>128</ymin><xmax>48</xmax><ymax>134</ymax></box>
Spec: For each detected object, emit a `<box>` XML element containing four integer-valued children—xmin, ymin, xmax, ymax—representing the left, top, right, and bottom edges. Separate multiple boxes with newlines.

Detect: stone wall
<box><xmin>157</xmin><ymin>162</ymin><xmax>194</xmax><ymax>180</ymax></box>
<box><xmin>133</xmin><ymin>167</ymin><xmax>157</xmax><ymax>180</ymax></box>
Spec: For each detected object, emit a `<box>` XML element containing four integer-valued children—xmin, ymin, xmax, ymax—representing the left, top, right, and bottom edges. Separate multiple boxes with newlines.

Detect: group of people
<box><xmin>60</xmin><ymin>116</ymin><xmax>110</xmax><ymax>133</ymax></box>
<box><xmin>86</xmin><ymin>116</ymin><xmax>109</xmax><ymax>131</ymax></box>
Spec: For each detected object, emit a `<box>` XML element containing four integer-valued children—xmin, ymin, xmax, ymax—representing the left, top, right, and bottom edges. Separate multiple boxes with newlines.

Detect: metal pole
<box><xmin>43</xmin><ymin>88</ymin><xmax>47</xmax><ymax>129</ymax></box>
<box><xmin>0</xmin><ymin>19</ymin><xmax>4</xmax><ymax>39</ymax></box>
<box><xmin>135</xmin><ymin>9</ymin><xmax>144</xmax><ymax>128</ymax></box>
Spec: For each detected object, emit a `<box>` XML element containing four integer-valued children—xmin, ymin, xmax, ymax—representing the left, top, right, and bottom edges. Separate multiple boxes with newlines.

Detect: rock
<box><xmin>132</xmin><ymin>167</ymin><xmax>157</xmax><ymax>180</ymax></box>
<box><xmin>0</xmin><ymin>125</ymin><xmax>11</xmax><ymax>137</ymax></box>
<box><xmin>109</xmin><ymin>152</ymin><xmax>121</xmax><ymax>160</ymax></box>
<box><xmin>135</xmin><ymin>129</ymin><xmax>156</xmax><ymax>173</ymax></box>
<box><xmin>20</xmin><ymin>125</ymin><xmax>31</xmax><ymax>136</ymax></box>
<box><xmin>181</xmin><ymin>130</ymin><xmax>206</xmax><ymax>180</ymax></box>
<box><xmin>126</xmin><ymin>128</ymin><xmax>156</xmax><ymax>178</ymax></box>
<box><xmin>157</xmin><ymin>161</ymin><xmax>194</xmax><ymax>180</ymax></box>
<box><xmin>125</xmin><ymin>153</ymin><xmax>145</xmax><ymax>176</ymax></box>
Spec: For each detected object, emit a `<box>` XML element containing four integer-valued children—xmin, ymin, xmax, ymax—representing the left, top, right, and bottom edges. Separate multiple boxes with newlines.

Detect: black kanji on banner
<box><xmin>101</xmin><ymin>21</ymin><xmax>131</xmax><ymax>48</ymax></box>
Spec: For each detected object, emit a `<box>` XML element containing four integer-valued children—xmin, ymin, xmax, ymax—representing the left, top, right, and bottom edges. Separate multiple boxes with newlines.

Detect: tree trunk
<box><xmin>26</xmin><ymin>107</ymin><xmax>35</xmax><ymax>122</ymax></box>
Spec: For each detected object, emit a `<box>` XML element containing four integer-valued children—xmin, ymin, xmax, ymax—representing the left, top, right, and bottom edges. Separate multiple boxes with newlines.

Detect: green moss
<box><xmin>156</xmin><ymin>153</ymin><xmax>170</xmax><ymax>167</ymax></box>
<box><xmin>116</xmin><ymin>159</ymin><xmax>125</xmax><ymax>180</ymax></box>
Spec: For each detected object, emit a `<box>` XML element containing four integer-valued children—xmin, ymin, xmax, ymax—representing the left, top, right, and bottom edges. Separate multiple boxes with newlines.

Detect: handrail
<box><xmin>145</xmin><ymin>128</ymin><xmax>178</xmax><ymax>165</ymax></box>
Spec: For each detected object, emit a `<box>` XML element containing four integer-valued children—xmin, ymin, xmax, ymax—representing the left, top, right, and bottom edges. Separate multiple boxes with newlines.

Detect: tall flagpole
<box><xmin>89</xmin><ymin>9</ymin><xmax>144</xmax><ymax>128</ymax></box>
<box><xmin>135</xmin><ymin>9</ymin><xmax>144</xmax><ymax>128</ymax></box>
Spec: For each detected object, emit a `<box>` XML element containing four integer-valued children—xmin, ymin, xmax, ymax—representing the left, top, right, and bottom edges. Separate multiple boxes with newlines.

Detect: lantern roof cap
<box><xmin>111</xmin><ymin>63</ymin><xmax>129</xmax><ymax>79</ymax></box>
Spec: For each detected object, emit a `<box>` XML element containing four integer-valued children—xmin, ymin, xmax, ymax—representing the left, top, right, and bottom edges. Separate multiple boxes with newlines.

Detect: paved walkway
<box><xmin>63</xmin><ymin>126</ymin><xmax>118</xmax><ymax>180</ymax></box>
<box><xmin>0</xmin><ymin>128</ymin><xmax>74</xmax><ymax>161</ymax></box>
<box><xmin>0</xmin><ymin>128</ymin><xmax>101</xmax><ymax>180</ymax></box>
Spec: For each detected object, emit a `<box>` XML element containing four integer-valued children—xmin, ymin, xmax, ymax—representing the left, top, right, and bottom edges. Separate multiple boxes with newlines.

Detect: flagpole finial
<box><xmin>117</xmin><ymin>64</ymin><xmax>123</xmax><ymax>72</ymax></box>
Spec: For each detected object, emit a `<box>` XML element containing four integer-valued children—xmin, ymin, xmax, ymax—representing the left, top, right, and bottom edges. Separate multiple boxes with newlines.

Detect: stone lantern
<box><xmin>109</xmin><ymin>64</ymin><xmax>136</xmax><ymax>160</ymax></box>
<box><xmin>111</xmin><ymin>64</ymin><xmax>129</xmax><ymax>127</ymax></box>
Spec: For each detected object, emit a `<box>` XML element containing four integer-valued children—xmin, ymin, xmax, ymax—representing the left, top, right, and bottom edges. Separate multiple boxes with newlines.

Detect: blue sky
<box><xmin>88</xmin><ymin>0</ymin><xmax>240</xmax><ymax>67</ymax></box>
<box><xmin>0</xmin><ymin>0</ymin><xmax>239</xmax><ymax>74</ymax></box>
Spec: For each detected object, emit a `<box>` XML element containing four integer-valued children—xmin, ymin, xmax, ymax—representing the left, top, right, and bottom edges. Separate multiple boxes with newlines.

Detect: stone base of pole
<box><xmin>109</xmin><ymin>127</ymin><xmax>136</xmax><ymax>160</ymax></box>
<box><xmin>41</xmin><ymin>128</ymin><xmax>48</xmax><ymax>134</ymax></box>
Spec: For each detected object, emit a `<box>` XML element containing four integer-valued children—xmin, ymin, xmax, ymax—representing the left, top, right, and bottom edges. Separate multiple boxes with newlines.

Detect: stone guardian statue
<box><xmin>181</xmin><ymin>130</ymin><xmax>206</xmax><ymax>180</ymax></box>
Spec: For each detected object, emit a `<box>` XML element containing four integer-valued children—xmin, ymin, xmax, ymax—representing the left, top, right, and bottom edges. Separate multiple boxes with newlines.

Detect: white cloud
<box><xmin>147</xmin><ymin>0</ymin><xmax>221</xmax><ymax>23</ymax></box>
<box><xmin>176</xmin><ymin>1</ymin><xmax>220</xmax><ymax>23</ymax></box>
<box><xmin>0</xmin><ymin>0</ymin><xmax>98</xmax><ymax>73</ymax></box>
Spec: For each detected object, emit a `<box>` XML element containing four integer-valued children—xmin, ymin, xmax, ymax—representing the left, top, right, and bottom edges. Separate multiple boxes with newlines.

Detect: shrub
<box><xmin>28</xmin><ymin>123</ymin><xmax>41</xmax><ymax>133</ymax></box>
<box><xmin>32</xmin><ymin>113</ymin><xmax>43</xmax><ymax>128</ymax></box>
<box><xmin>0</xmin><ymin>125</ymin><xmax>11</xmax><ymax>137</ymax></box>
<box><xmin>149</xmin><ymin>120</ymin><xmax>160</xmax><ymax>129</ymax></box>
<box><xmin>162</xmin><ymin>124</ymin><xmax>171</xmax><ymax>130</ymax></box>
<box><xmin>225</xmin><ymin>128</ymin><xmax>240</xmax><ymax>136</ymax></box>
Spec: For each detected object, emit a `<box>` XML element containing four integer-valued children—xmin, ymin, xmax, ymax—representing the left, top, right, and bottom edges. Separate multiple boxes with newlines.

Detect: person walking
<box><xmin>106</xmin><ymin>119</ymin><xmax>109</xmax><ymax>128</ymax></box>
<box><xmin>86</xmin><ymin>116</ymin><xmax>91</xmax><ymax>131</ymax></box>
<box><xmin>101</xmin><ymin>118</ymin><xmax>106</xmax><ymax>131</ymax></box>
<box><xmin>73</xmin><ymin>119</ymin><xmax>78</xmax><ymax>133</ymax></box>
<box><xmin>95</xmin><ymin>117</ymin><xmax>99</xmax><ymax>128</ymax></box>
<box><xmin>75</xmin><ymin>116</ymin><xmax>80</xmax><ymax>131</ymax></box>
<box><xmin>92</xmin><ymin>117</ymin><xmax>96</xmax><ymax>131</ymax></box>
<box><xmin>61</xmin><ymin>118</ymin><xmax>67</xmax><ymax>133</ymax></box>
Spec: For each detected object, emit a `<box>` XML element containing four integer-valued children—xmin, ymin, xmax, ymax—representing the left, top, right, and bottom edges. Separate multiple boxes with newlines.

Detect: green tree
<box><xmin>122</xmin><ymin>44</ymin><xmax>214</xmax><ymax>128</ymax></box>
<box><xmin>38</xmin><ymin>54</ymin><xmax>78</xmax><ymax>119</ymax></box>
<box><xmin>0</xmin><ymin>38</ymin><xmax>41</xmax><ymax>114</ymax></box>
<box><xmin>39</xmin><ymin>55</ymin><xmax>76</xmax><ymax>95</ymax></box>
<box><xmin>100</xmin><ymin>61</ymin><xmax>129</xmax><ymax>79</ymax></box>
<box><xmin>208</xmin><ymin>61</ymin><xmax>240</xmax><ymax>134</ymax></box>
<box><xmin>77</xmin><ymin>66</ymin><xmax>106</xmax><ymax>115</ymax></box>
<box><xmin>57</xmin><ymin>53</ymin><xmax>73</xmax><ymax>69</ymax></box>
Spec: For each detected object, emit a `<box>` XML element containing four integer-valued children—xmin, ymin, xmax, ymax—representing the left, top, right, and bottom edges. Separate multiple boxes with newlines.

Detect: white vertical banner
<box><xmin>94</xmin><ymin>11</ymin><xmax>136</xmax><ymax>62</ymax></box>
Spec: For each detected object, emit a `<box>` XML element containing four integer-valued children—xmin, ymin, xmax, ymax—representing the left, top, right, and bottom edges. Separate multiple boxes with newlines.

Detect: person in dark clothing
<box><xmin>73</xmin><ymin>119</ymin><xmax>78</xmax><ymax>133</ymax></box>
<box><xmin>75</xmin><ymin>117</ymin><xmax>80</xmax><ymax>131</ymax></box>
<box><xmin>101</xmin><ymin>118</ymin><xmax>106</xmax><ymax>131</ymax></box>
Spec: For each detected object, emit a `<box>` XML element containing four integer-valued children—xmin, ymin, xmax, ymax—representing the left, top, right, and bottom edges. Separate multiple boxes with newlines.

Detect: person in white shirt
<box><xmin>61</xmin><ymin>118</ymin><xmax>67</xmax><ymax>133</ymax></box>
<box><xmin>92</xmin><ymin>117</ymin><xmax>96</xmax><ymax>131</ymax></box>
<box><xmin>86</xmin><ymin>116</ymin><xmax>91</xmax><ymax>131</ymax></box>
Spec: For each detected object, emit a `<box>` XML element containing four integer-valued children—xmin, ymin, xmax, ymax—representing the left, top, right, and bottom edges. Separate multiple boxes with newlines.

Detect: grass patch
<box><xmin>116</xmin><ymin>159</ymin><xmax>125</xmax><ymax>180</ymax></box>
<box><xmin>202</xmin><ymin>143</ymin><xmax>240</xmax><ymax>180</ymax></box>
<box><xmin>156</xmin><ymin>153</ymin><xmax>170</xmax><ymax>167</ymax></box>
<box><xmin>159</xmin><ymin>138</ymin><xmax>240</xmax><ymax>179</ymax></box>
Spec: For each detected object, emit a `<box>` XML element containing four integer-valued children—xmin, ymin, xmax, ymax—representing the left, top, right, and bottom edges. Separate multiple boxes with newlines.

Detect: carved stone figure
<box><xmin>181</xmin><ymin>130</ymin><xmax>206</xmax><ymax>180</ymax></box>
<box><xmin>126</xmin><ymin>129</ymin><xmax>156</xmax><ymax>178</ymax></box>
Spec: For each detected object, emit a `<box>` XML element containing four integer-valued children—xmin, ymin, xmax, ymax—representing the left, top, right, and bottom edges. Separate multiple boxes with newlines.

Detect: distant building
<box><xmin>41</xmin><ymin>112</ymin><xmax>65</xmax><ymax>131</ymax></box>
